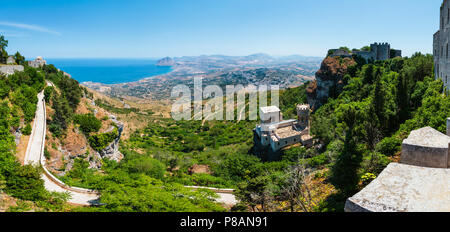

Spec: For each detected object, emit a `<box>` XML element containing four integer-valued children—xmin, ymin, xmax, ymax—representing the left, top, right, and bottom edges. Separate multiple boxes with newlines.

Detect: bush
<box><xmin>22</xmin><ymin>123</ymin><xmax>32</xmax><ymax>136</ymax></box>
<box><xmin>44</xmin><ymin>86</ymin><xmax>54</xmax><ymax>103</ymax></box>
<box><xmin>88</xmin><ymin>127</ymin><xmax>118</xmax><ymax>151</ymax></box>
<box><xmin>73</xmin><ymin>114</ymin><xmax>102</xmax><ymax>135</ymax></box>
<box><xmin>376</xmin><ymin>136</ymin><xmax>401</xmax><ymax>156</ymax></box>
<box><xmin>123</xmin><ymin>156</ymin><xmax>166</xmax><ymax>180</ymax></box>
<box><xmin>44</xmin><ymin>148</ymin><xmax>51</xmax><ymax>160</ymax></box>
<box><xmin>5</xmin><ymin>165</ymin><xmax>47</xmax><ymax>201</ymax></box>
<box><xmin>307</xmin><ymin>153</ymin><xmax>329</xmax><ymax>168</ymax></box>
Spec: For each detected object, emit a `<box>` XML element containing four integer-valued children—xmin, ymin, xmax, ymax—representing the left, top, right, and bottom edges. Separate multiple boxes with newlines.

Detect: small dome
<box><xmin>36</xmin><ymin>56</ymin><xmax>43</xmax><ymax>60</ymax></box>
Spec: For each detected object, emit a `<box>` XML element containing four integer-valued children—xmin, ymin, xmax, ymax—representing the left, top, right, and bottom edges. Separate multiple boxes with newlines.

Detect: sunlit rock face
<box><xmin>307</xmin><ymin>56</ymin><xmax>355</xmax><ymax>110</ymax></box>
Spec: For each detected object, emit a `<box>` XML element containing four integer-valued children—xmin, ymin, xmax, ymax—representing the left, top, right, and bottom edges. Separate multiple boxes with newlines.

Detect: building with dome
<box><xmin>28</xmin><ymin>56</ymin><xmax>47</xmax><ymax>68</ymax></box>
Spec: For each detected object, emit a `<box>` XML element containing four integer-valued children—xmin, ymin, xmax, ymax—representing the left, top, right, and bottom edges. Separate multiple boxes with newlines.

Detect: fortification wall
<box><xmin>401</xmin><ymin>127</ymin><xmax>450</xmax><ymax>169</ymax></box>
<box><xmin>0</xmin><ymin>65</ymin><xmax>24</xmax><ymax>75</ymax></box>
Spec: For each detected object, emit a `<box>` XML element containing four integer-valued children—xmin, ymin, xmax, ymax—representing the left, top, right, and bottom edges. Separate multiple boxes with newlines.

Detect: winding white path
<box><xmin>23</xmin><ymin>85</ymin><xmax>236</xmax><ymax>207</ymax></box>
<box><xmin>24</xmin><ymin>89</ymin><xmax>100</xmax><ymax>206</ymax></box>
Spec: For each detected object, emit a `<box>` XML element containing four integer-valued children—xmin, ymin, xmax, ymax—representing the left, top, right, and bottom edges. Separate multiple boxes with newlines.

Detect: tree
<box><xmin>280</xmin><ymin>163</ymin><xmax>313</xmax><ymax>212</ymax></box>
<box><xmin>73</xmin><ymin>113</ymin><xmax>102</xmax><ymax>135</ymax></box>
<box><xmin>14</xmin><ymin>52</ymin><xmax>25</xmax><ymax>65</ymax></box>
<box><xmin>0</xmin><ymin>35</ymin><xmax>8</xmax><ymax>64</ymax></box>
<box><xmin>0</xmin><ymin>35</ymin><xmax>7</xmax><ymax>51</ymax></box>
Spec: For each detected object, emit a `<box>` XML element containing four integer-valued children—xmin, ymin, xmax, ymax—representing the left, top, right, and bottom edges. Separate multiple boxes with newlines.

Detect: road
<box><xmin>24</xmin><ymin>89</ymin><xmax>100</xmax><ymax>206</ymax></box>
<box><xmin>24</xmin><ymin>85</ymin><xmax>237</xmax><ymax>207</ymax></box>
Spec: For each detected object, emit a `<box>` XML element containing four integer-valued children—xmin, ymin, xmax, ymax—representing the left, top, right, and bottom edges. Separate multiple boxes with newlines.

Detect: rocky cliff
<box><xmin>156</xmin><ymin>57</ymin><xmax>175</xmax><ymax>66</ymax></box>
<box><xmin>98</xmin><ymin>115</ymin><xmax>124</xmax><ymax>162</ymax></box>
<box><xmin>307</xmin><ymin>56</ymin><xmax>356</xmax><ymax>110</ymax></box>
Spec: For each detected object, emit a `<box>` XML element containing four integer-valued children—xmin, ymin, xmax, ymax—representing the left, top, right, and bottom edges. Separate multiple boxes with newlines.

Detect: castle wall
<box><xmin>434</xmin><ymin>0</ymin><xmax>450</xmax><ymax>90</ymax></box>
<box><xmin>0</xmin><ymin>65</ymin><xmax>24</xmax><ymax>75</ymax></box>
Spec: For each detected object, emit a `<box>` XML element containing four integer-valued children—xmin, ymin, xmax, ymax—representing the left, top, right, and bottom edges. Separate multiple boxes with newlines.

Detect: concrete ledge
<box><xmin>401</xmin><ymin>143</ymin><xmax>449</xmax><ymax>168</ymax></box>
<box><xmin>401</xmin><ymin>127</ymin><xmax>450</xmax><ymax>168</ymax></box>
<box><xmin>345</xmin><ymin>163</ymin><xmax>450</xmax><ymax>212</ymax></box>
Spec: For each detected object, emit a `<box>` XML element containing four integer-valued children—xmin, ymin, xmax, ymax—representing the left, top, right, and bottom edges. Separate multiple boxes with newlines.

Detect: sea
<box><xmin>46</xmin><ymin>58</ymin><xmax>172</xmax><ymax>85</ymax></box>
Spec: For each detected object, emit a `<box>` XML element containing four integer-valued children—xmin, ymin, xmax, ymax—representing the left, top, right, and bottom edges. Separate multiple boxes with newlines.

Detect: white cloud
<box><xmin>0</xmin><ymin>21</ymin><xmax>61</xmax><ymax>36</ymax></box>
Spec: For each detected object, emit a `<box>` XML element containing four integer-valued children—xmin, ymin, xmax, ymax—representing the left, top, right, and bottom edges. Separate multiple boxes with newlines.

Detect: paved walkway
<box><xmin>24</xmin><ymin>89</ymin><xmax>100</xmax><ymax>206</ymax></box>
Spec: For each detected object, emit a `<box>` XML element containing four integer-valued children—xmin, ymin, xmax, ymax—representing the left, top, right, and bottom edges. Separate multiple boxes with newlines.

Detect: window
<box><xmin>446</xmin><ymin>43</ymin><xmax>448</xmax><ymax>59</ymax></box>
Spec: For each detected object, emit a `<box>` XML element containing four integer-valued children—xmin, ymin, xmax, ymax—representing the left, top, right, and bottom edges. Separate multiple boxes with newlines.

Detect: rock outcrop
<box><xmin>156</xmin><ymin>57</ymin><xmax>175</xmax><ymax>66</ymax></box>
<box><xmin>307</xmin><ymin>56</ymin><xmax>356</xmax><ymax>110</ymax></box>
<box><xmin>188</xmin><ymin>164</ymin><xmax>212</xmax><ymax>175</ymax></box>
<box><xmin>97</xmin><ymin>115</ymin><xmax>124</xmax><ymax>162</ymax></box>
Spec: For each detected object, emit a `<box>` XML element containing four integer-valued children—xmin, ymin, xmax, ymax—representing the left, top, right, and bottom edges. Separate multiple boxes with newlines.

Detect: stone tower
<box><xmin>370</xmin><ymin>42</ymin><xmax>391</xmax><ymax>61</ymax></box>
<box><xmin>296</xmin><ymin>104</ymin><xmax>310</xmax><ymax>129</ymax></box>
<box><xmin>434</xmin><ymin>0</ymin><xmax>450</xmax><ymax>90</ymax></box>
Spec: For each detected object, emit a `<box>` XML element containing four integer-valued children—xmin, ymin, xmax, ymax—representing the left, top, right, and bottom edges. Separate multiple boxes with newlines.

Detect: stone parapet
<box><xmin>401</xmin><ymin>127</ymin><xmax>450</xmax><ymax>168</ymax></box>
<box><xmin>345</xmin><ymin>163</ymin><xmax>450</xmax><ymax>212</ymax></box>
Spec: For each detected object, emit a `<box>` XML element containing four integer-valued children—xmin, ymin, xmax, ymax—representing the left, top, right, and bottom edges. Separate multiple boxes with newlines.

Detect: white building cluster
<box><xmin>254</xmin><ymin>104</ymin><xmax>313</xmax><ymax>152</ymax></box>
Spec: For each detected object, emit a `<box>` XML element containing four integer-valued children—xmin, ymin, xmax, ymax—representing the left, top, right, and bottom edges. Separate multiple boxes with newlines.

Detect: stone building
<box><xmin>6</xmin><ymin>56</ymin><xmax>15</xmax><ymax>64</ymax></box>
<box><xmin>28</xmin><ymin>56</ymin><xmax>47</xmax><ymax>68</ymax></box>
<box><xmin>329</xmin><ymin>43</ymin><xmax>401</xmax><ymax>62</ymax></box>
<box><xmin>254</xmin><ymin>104</ymin><xmax>313</xmax><ymax>152</ymax></box>
<box><xmin>433</xmin><ymin>0</ymin><xmax>450</xmax><ymax>90</ymax></box>
<box><xmin>345</xmin><ymin>118</ymin><xmax>450</xmax><ymax>212</ymax></box>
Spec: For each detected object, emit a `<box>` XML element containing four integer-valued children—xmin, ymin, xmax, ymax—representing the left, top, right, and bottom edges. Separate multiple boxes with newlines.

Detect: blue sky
<box><xmin>0</xmin><ymin>0</ymin><xmax>443</xmax><ymax>58</ymax></box>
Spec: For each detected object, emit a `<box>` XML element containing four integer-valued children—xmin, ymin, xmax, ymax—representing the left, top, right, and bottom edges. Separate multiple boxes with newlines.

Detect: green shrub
<box><xmin>376</xmin><ymin>136</ymin><xmax>401</xmax><ymax>156</ymax></box>
<box><xmin>44</xmin><ymin>86</ymin><xmax>54</xmax><ymax>103</ymax></box>
<box><xmin>73</xmin><ymin>113</ymin><xmax>102</xmax><ymax>135</ymax></box>
<box><xmin>307</xmin><ymin>153</ymin><xmax>329</xmax><ymax>167</ymax></box>
<box><xmin>44</xmin><ymin>148</ymin><xmax>51</xmax><ymax>160</ymax></box>
<box><xmin>22</xmin><ymin>123</ymin><xmax>32</xmax><ymax>136</ymax></box>
<box><xmin>88</xmin><ymin>127</ymin><xmax>118</xmax><ymax>151</ymax></box>
<box><xmin>123</xmin><ymin>156</ymin><xmax>166</xmax><ymax>180</ymax></box>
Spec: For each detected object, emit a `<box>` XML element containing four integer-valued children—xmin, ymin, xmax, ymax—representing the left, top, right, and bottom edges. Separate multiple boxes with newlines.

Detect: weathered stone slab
<box><xmin>345</xmin><ymin>163</ymin><xmax>450</xmax><ymax>212</ymax></box>
<box><xmin>401</xmin><ymin>127</ymin><xmax>450</xmax><ymax>168</ymax></box>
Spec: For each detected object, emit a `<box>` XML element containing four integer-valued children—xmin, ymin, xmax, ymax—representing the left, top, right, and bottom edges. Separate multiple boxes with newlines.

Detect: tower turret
<box><xmin>296</xmin><ymin>104</ymin><xmax>310</xmax><ymax>129</ymax></box>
